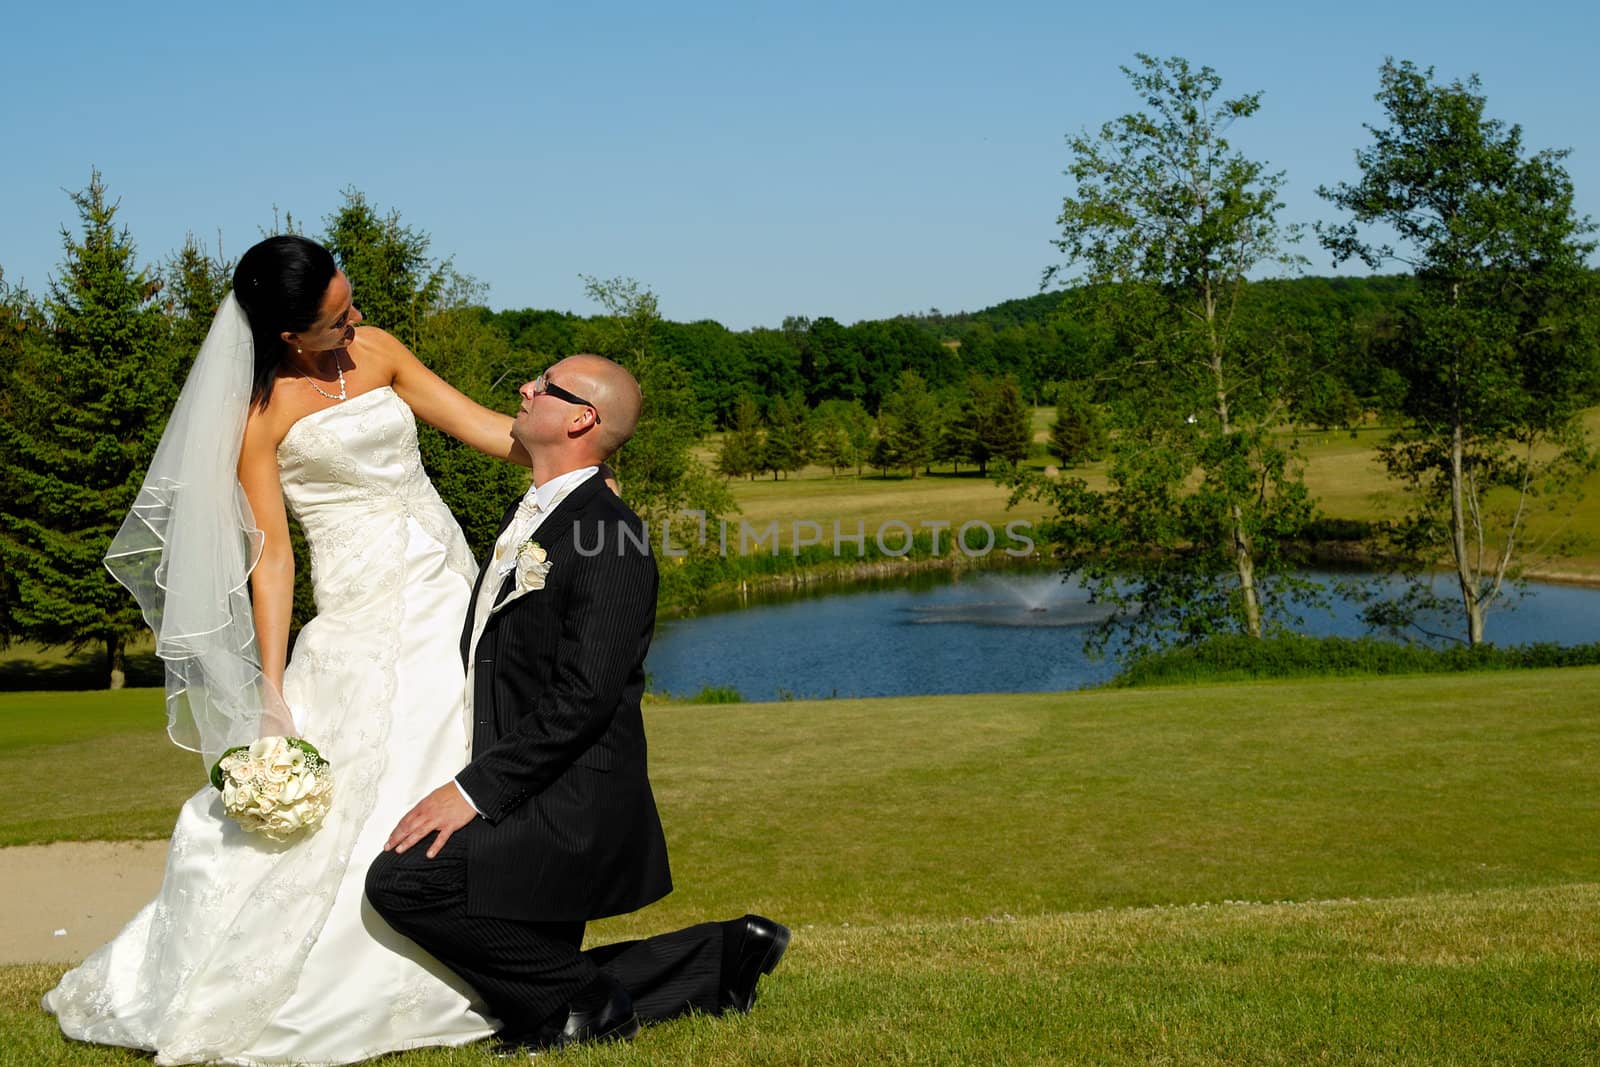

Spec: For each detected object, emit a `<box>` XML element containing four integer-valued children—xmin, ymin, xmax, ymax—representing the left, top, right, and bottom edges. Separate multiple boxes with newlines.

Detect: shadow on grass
<box><xmin>0</xmin><ymin>651</ymin><xmax>164</xmax><ymax>692</ymax></box>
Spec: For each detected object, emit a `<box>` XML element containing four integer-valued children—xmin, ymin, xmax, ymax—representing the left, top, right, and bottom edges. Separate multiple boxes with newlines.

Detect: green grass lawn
<box><xmin>8</xmin><ymin>885</ymin><xmax>1596</xmax><ymax>1066</ymax></box>
<box><xmin>4</xmin><ymin>674</ymin><xmax>1598</xmax><ymax>1063</ymax></box>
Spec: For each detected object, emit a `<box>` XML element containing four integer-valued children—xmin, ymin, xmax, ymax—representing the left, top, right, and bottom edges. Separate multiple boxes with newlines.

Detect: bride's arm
<box><xmin>366</xmin><ymin>326</ymin><xmax>533</xmax><ymax>467</ymax></box>
<box><xmin>238</xmin><ymin>410</ymin><xmax>294</xmax><ymax>694</ymax></box>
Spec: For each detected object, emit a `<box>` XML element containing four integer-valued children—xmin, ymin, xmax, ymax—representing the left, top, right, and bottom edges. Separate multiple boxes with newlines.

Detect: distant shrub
<box><xmin>1110</xmin><ymin>635</ymin><xmax>1600</xmax><ymax>688</ymax></box>
<box><xmin>688</xmin><ymin>684</ymin><xmax>744</xmax><ymax>704</ymax></box>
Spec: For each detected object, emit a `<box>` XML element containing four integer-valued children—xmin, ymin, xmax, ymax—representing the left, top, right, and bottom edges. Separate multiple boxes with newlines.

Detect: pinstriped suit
<box><xmin>366</xmin><ymin>472</ymin><xmax>727</xmax><ymax>1039</ymax></box>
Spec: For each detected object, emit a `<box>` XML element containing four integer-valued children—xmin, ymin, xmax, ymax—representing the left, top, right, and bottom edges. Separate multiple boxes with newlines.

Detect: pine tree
<box><xmin>760</xmin><ymin>392</ymin><xmax>812</xmax><ymax>479</ymax></box>
<box><xmin>1049</xmin><ymin>381</ymin><xmax>1107</xmax><ymax>467</ymax></box>
<box><xmin>875</xmin><ymin>371</ymin><xmax>938</xmax><ymax>476</ymax></box>
<box><xmin>983</xmin><ymin>377</ymin><xmax>1032</xmax><ymax>471</ymax></box>
<box><xmin>163</xmin><ymin>234</ymin><xmax>233</xmax><ymax>380</ymax></box>
<box><xmin>0</xmin><ymin>270</ymin><xmax>40</xmax><ymax>644</ymax></box>
<box><xmin>324</xmin><ymin>188</ymin><xmax>447</xmax><ymax>350</ymax></box>
<box><xmin>0</xmin><ymin>172</ymin><xmax>176</xmax><ymax>686</ymax></box>
<box><xmin>952</xmin><ymin>374</ymin><xmax>1031</xmax><ymax>476</ymax></box>
<box><xmin>812</xmin><ymin>398</ymin><xmax>871</xmax><ymax>476</ymax></box>
<box><xmin>869</xmin><ymin>412</ymin><xmax>906</xmax><ymax>477</ymax></box>
<box><xmin>716</xmin><ymin>395</ymin><xmax>764</xmax><ymax>480</ymax></box>
<box><xmin>934</xmin><ymin>392</ymin><xmax>971</xmax><ymax>473</ymax></box>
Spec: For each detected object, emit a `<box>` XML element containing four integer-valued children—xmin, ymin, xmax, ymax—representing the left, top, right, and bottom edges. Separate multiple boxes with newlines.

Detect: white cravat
<box><xmin>495</xmin><ymin>493</ymin><xmax>545</xmax><ymax>576</ymax></box>
<box><xmin>466</xmin><ymin>465</ymin><xmax>598</xmax><ymax>659</ymax></box>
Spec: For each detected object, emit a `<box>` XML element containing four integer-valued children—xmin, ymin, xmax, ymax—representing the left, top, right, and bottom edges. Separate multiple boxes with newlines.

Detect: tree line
<box><xmin>483</xmin><ymin>275</ymin><xmax>1421</xmax><ymax>436</ymax></box>
<box><xmin>713</xmin><ymin>370</ymin><xmax>1032</xmax><ymax>480</ymax></box>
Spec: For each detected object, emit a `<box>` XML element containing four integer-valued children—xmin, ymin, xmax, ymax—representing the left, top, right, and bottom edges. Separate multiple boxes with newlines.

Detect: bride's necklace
<box><xmin>301</xmin><ymin>354</ymin><xmax>347</xmax><ymax>402</ymax></box>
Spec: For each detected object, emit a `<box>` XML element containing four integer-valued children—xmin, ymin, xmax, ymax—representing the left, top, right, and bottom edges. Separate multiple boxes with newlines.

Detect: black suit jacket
<box><xmin>454</xmin><ymin>472</ymin><xmax>671</xmax><ymax>921</ymax></box>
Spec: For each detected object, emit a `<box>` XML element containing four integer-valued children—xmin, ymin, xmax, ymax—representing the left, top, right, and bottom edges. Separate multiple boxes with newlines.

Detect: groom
<box><xmin>366</xmin><ymin>354</ymin><xmax>788</xmax><ymax>1053</ymax></box>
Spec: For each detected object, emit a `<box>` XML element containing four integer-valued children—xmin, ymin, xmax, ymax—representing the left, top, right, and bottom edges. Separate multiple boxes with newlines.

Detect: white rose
<box><xmin>516</xmin><ymin>540</ymin><xmax>552</xmax><ymax>592</ymax></box>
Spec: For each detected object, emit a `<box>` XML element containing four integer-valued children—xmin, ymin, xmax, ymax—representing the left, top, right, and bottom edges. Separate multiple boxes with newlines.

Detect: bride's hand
<box><xmin>258</xmin><ymin>681</ymin><xmax>298</xmax><ymax>738</ymax></box>
<box><xmin>599</xmin><ymin>461</ymin><xmax>620</xmax><ymax>496</ymax></box>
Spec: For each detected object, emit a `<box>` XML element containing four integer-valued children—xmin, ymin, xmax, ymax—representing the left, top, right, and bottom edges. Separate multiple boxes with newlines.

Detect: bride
<box><xmin>44</xmin><ymin>235</ymin><xmax>560</xmax><ymax>1064</ymax></box>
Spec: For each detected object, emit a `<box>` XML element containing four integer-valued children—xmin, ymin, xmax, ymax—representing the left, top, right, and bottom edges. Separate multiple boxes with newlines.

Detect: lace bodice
<box><xmin>276</xmin><ymin>387</ymin><xmax>476</xmax><ymax>613</ymax></box>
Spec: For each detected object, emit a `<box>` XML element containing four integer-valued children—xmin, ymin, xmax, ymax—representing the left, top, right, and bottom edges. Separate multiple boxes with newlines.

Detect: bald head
<box><xmin>550</xmin><ymin>353</ymin><xmax>642</xmax><ymax>458</ymax></box>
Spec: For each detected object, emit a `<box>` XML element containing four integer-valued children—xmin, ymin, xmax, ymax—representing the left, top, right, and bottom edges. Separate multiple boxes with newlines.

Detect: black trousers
<box><xmin>365</xmin><ymin>822</ymin><xmax>727</xmax><ymax>1037</ymax></box>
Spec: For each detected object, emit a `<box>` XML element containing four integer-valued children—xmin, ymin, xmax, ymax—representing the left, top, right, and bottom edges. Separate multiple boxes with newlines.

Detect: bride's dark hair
<box><xmin>232</xmin><ymin>235</ymin><xmax>338</xmax><ymax>410</ymax></box>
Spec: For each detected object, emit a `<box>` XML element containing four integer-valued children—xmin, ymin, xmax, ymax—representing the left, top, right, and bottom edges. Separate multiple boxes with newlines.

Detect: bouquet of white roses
<box><xmin>209</xmin><ymin>736</ymin><xmax>334</xmax><ymax>842</ymax></box>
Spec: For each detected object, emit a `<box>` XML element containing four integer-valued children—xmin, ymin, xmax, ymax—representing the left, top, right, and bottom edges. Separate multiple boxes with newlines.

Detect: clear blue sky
<box><xmin>3</xmin><ymin>1</ymin><xmax>1595</xmax><ymax>330</ymax></box>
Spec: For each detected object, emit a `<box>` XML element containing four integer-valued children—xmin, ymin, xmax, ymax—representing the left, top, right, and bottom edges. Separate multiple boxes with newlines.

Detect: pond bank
<box><xmin>664</xmin><ymin>539</ymin><xmax>1600</xmax><ymax>621</ymax></box>
<box><xmin>660</xmin><ymin>549</ymin><xmax>1049</xmax><ymax>618</ymax></box>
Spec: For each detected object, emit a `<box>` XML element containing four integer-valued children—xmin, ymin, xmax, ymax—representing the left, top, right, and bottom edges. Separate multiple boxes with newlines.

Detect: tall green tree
<box><xmin>873</xmin><ymin>370</ymin><xmax>939</xmax><ymax>476</ymax></box>
<box><xmin>934</xmin><ymin>390</ymin><xmax>970</xmax><ymax>473</ymax></box>
<box><xmin>716</xmin><ymin>395</ymin><xmax>765</xmax><ymax>480</ymax></box>
<box><xmin>1318</xmin><ymin>59</ymin><xmax>1600</xmax><ymax>644</ymax></box>
<box><xmin>0</xmin><ymin>173</ymin><xmax>176</xmax><ymax>686</ymax></box>
<box><xmin>162</xmin><ymin>233</ymin><xmax>233</xmax><ymax>380</ymax></box>
<box><xmin>760</xmin><ymin>392</ymin><xmax>812</xmax><ymax>479</ymax></box>
<box><xmin>0</xmin><ymin>269</ymin><xmax>39</xmax><ymax>644</ymax></box>
<box><xmin>814</xmin><ymin>398</ymin><xmax>873</xmax><ymax>476</ymax></box>
<box><xmin>1012</xmin><ymin>54</ymin><xmax>1312</xmax><ymax>651</ymax></box>
<box><xmin>578</xmin><ymin>275</ymin><xmax>734</xmax><ymax>605</ymax></box>
<box><xmin>868</xmin><ymin>412</ymin><xmax>905</xmax><ymax>477</ymax></box>
<box><xmin>323</xmin><ymin>188</ymin><xmax>450</xmax><ymax>349</ymax></box>
<box><xmin>1049</xmin><ymin>381</ymin><xmax>1108</xmax><ymax>467</ymax></box>
<box><xmin>950</xmin><ymin>373</ymin><xmax>1031</xmax><ymax>476</ymax></box>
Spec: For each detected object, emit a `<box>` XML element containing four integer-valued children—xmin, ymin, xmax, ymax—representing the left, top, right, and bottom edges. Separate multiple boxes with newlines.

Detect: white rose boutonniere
<box><xmin>516</xmin><ymin>538</ymin><xmax>552</xmax><ymax>593</ymax></box>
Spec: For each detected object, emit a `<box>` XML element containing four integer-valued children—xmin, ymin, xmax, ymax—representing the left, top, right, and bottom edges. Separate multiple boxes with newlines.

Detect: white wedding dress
<box><xmin>45</xmin><ymin>387</ymin><xmax>499</xmax><ymax>1064</ymax></box>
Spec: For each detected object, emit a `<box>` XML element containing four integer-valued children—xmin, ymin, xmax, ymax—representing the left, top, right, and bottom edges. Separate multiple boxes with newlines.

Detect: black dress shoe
<box><xmin>494</xmin><ymin>981</ymin><xmax>640</xmax><ymax>1057</ymax></box>
<box><xmin>722</xmin><ymin>913</ymin><xmax>791</xmax><ymax>1013</ymax></box>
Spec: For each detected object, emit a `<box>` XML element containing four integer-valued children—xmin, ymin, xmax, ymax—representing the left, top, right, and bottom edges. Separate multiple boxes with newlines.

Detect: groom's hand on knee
<box><xmin>385</xmin><ymin>782</ymin><xmax>477</xmax><ymax>858</ymax></box>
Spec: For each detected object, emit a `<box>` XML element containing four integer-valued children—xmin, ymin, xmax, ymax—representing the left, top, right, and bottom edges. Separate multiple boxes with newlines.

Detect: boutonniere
<box><xmin>515</xmin><ymin>538</ymin><xmax>552</xmax><ymax>592</ymax></box>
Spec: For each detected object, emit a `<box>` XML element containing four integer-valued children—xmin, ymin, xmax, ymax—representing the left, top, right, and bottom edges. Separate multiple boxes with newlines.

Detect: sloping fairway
<box><xmin>2</xmin><ymin>671</ymin><xmax>1597</xmax><ymax>1063</ymax></box>
<box><xmin>0</xmin><ymin>689</ymin><xmax>196</xmax><ymax>845</ymax></box>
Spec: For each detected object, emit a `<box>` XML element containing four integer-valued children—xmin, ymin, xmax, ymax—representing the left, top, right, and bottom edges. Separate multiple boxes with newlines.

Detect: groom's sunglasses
<box><xmin>531</xmin><ymin>374</ymin><xmax>602</xmax><ymax>425</ymax></box>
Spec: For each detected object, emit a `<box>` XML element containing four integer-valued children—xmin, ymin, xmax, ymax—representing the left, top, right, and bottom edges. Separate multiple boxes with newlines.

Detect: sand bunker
<box><xmin>0</xmin><ymin>842</ymin><xmax>167</xmax><ymax>964</ymax></box>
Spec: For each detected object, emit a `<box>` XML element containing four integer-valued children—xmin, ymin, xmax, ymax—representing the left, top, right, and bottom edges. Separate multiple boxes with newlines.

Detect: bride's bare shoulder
<box><xmin>349</xmin><ymin>325</ymin><xmax>410</xmax><ymax>383</ymax></box>
<box><xmin>243</xmin><ymin>381</ymin><xmax>321</xmax><ymax>452</ymax></box>
<box><xmin>242</xmin><ymin>396</ymin><xmax>293</xmax><ymax>452</ymax></box>
<box><xmin>352</xmin><ymin>323</ymin><xmax>402</xmax><ymax>345</ymax></box>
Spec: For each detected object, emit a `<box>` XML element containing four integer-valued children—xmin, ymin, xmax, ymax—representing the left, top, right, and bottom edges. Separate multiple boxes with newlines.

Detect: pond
<box><xmin>642</xmin><ymin>567</ymin><xmax>1600</xmax><ymax>701</ymax></box>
